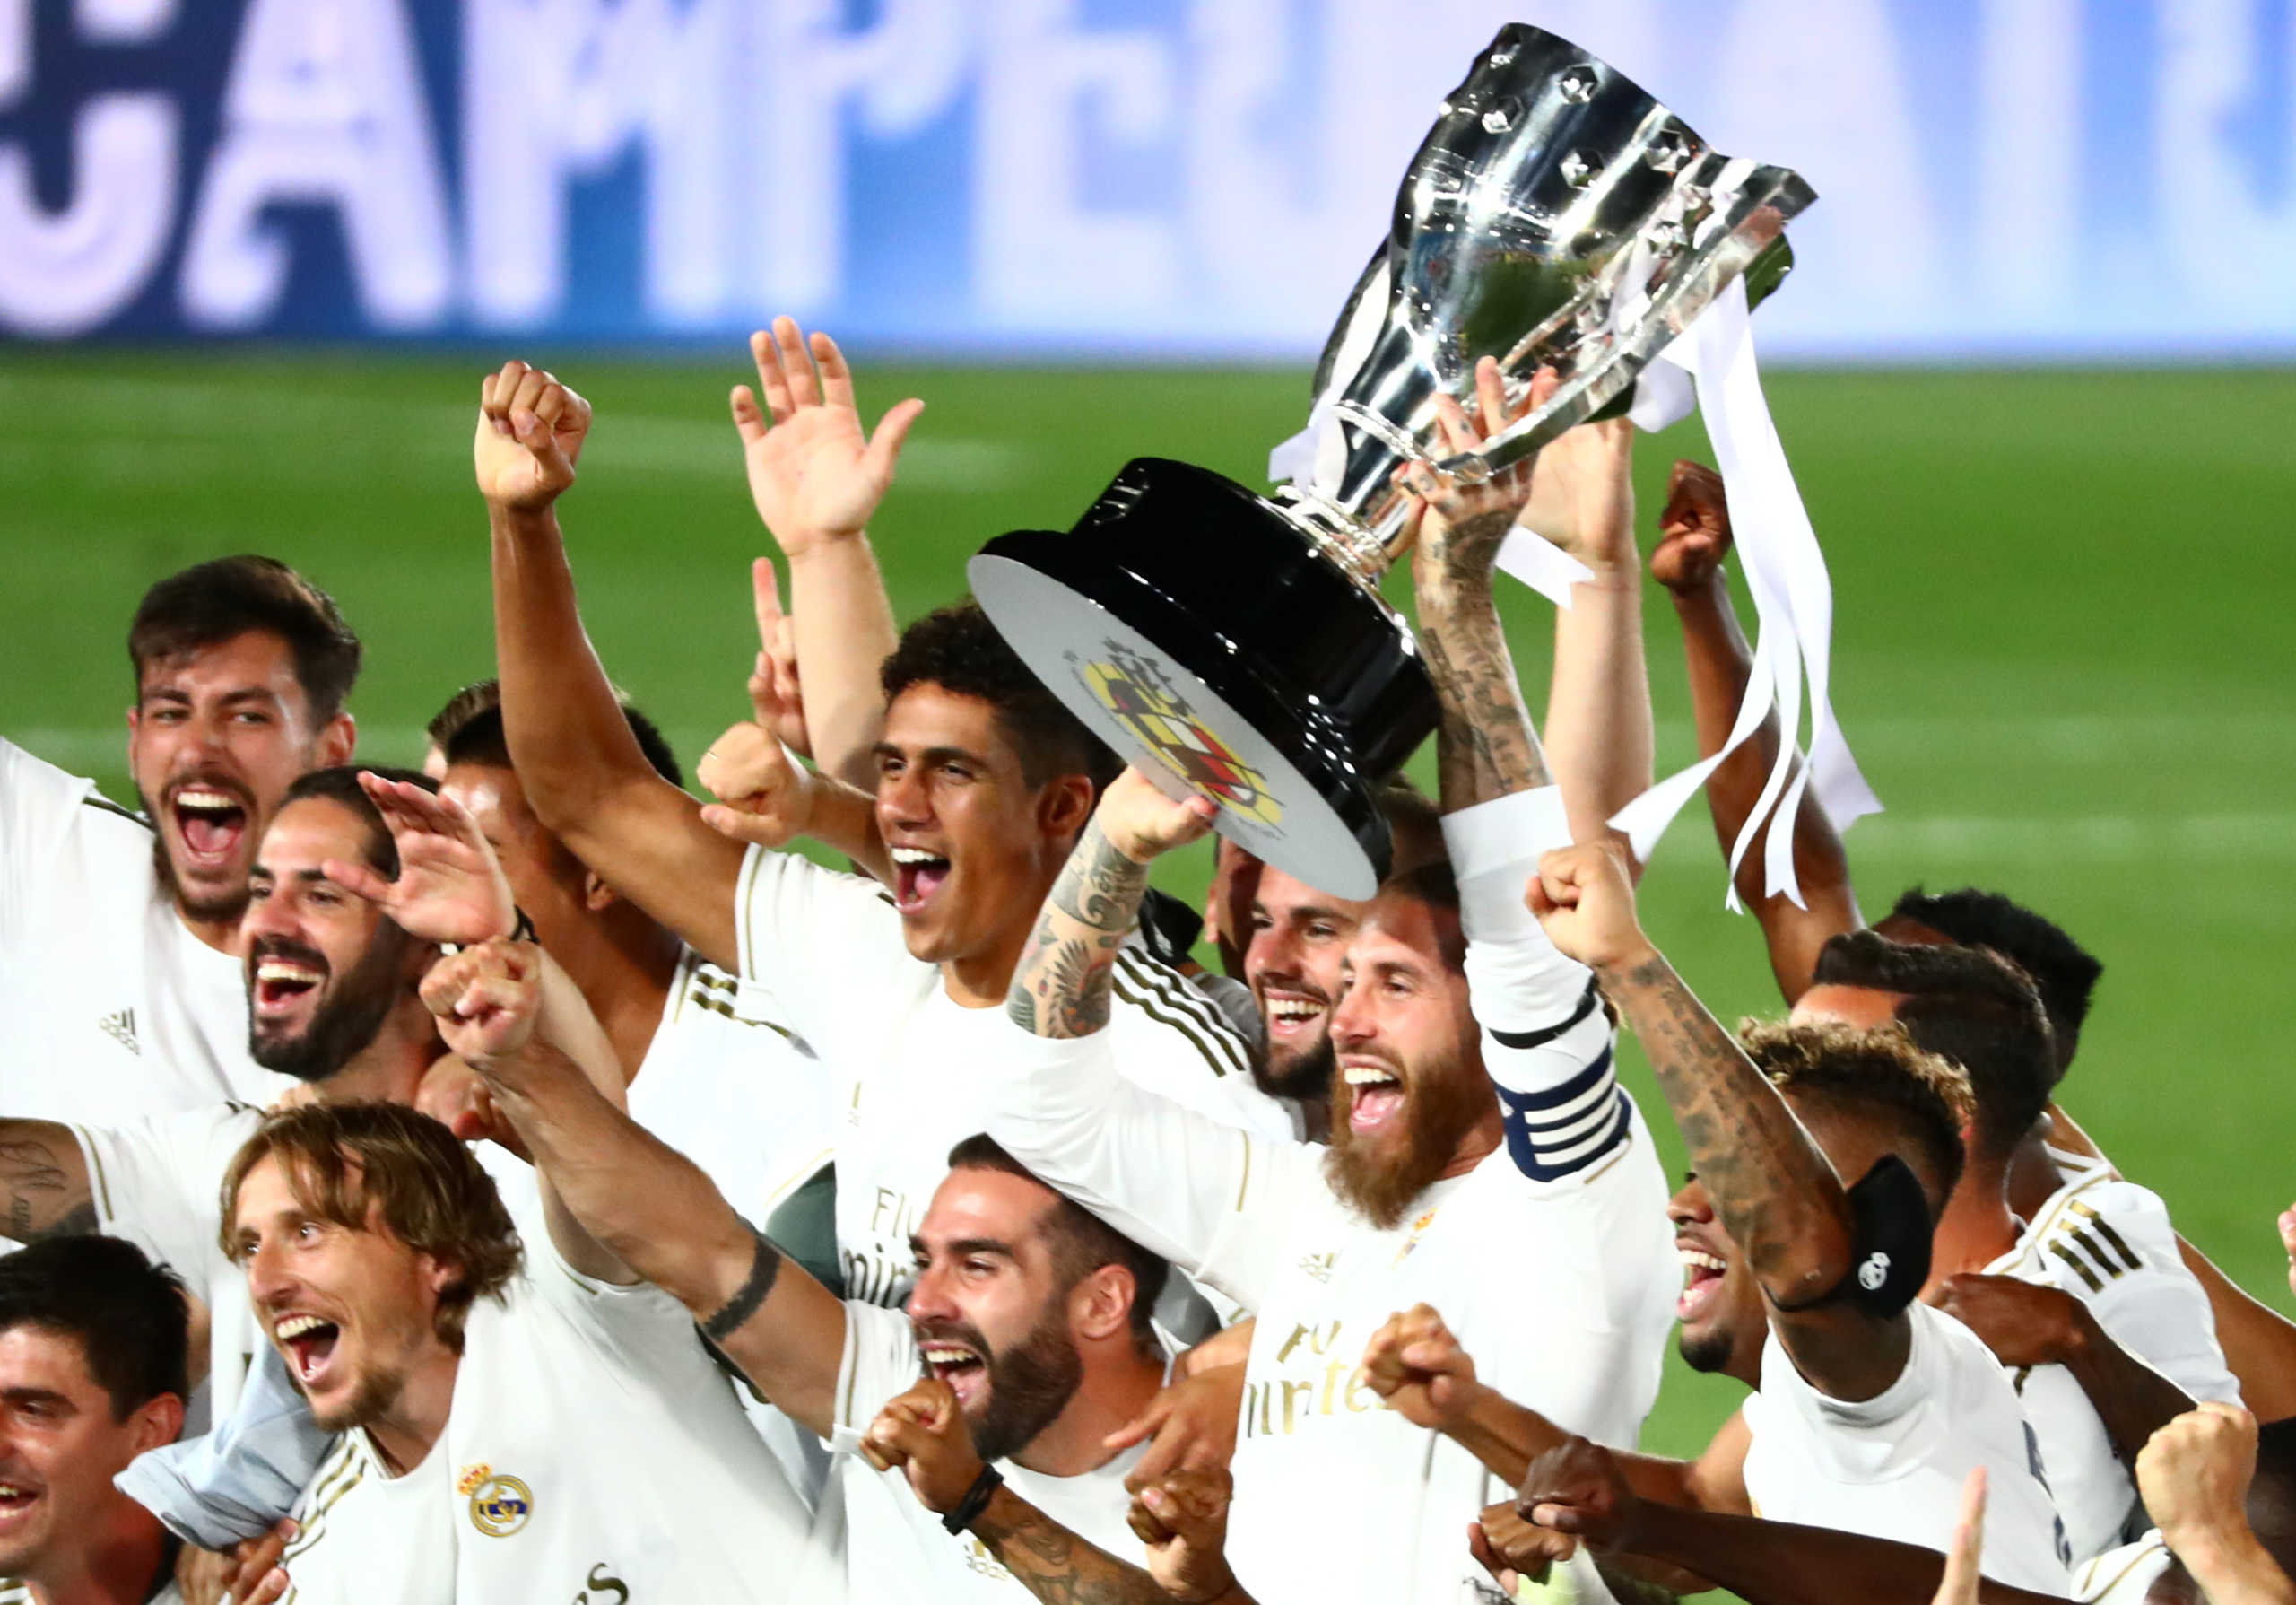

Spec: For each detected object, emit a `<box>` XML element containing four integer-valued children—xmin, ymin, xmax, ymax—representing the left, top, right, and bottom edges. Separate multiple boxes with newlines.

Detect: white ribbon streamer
<box><xmin>1607</xmin><ymin>277</ymin><xmax>1880</xmax><ymax>905</ymax></box>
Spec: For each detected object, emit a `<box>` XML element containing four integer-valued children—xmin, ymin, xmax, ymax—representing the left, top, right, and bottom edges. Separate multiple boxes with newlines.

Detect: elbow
<box><xmin>1752</xmin><ymin>1218</ymin><xmax>1857</xmax><ymax>1309</ymax></box>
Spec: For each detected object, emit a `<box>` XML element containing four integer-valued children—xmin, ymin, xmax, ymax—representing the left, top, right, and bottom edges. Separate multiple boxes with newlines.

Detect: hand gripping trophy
<box><xmin>971</xmin><ymin>23</ymin><xmax>1818</xmax><ymax>900</ymax></box>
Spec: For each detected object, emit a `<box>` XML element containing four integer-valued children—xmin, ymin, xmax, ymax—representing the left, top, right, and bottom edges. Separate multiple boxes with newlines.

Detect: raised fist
<box><xmin>474</xmin><ymin>360</ymin><xmax>591</xmax><ymax>511</ymax></box>
<box><xmin>1649</xmin><ymin>458</ymin><xmax>1731</xmax><ymax>593</ymax></box>
<box><xmin>1527</xmin><ymin>842</ymin><xmax>1651</xmax><ymax>973</ymax></box>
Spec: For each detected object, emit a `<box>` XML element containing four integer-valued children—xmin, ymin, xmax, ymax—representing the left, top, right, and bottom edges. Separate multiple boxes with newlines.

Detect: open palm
<box><xmin>733</xmin><ymin>318</ymin><xmax>924</xmax><ymax>556</ymax></box>
<box><xmin>323</xmin><ymin>774</ymin><xmax>516</xmax><ymax>947</ymax></box>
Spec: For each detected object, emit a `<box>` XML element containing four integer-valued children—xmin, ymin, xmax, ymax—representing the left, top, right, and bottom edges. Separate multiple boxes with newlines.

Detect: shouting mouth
<box><xmin>1344</xmin><ymin>1062</ymin><xmax>1404</xmax><ymax>1133</ymax></box>
<box><xmin>889</xmin><ymin>846</ymin><xmax>951</xmax><ymax>915</ymax></box>
<box><xmin>252</xmin><ymin>953</ymin><xmax>326</xmax><ymax>1021</ymax></box>
<box><xmin>0</xmin><ymin>1475</ymin><xmax>39</xmax><ymax>1530</ymax></box>
<box><xmin>1677</xmin><ymin>1243</ymin><xmax>1728</xmax><ymax>1322</ymax></box>
<box><xmin>275</xmin><ymin>1312</ymin><xmax>344</xmax><ymax>1391</ymax></box>
<box><xmin>1262</xmin><ymin>989</ymin><xmax>1327</xmax><ymax>1045</ymax></box>
<box><xmin>919</xmin><ymin>1338</ymin><xmax>987</xmax><ymax>1409</ymax></box>
<box><xmin>170</xmin><ymin>783</ymin><xmax>251</xmax><ymax>872</ymax></box>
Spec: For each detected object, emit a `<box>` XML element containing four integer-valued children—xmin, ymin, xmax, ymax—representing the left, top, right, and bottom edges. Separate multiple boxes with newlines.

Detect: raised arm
<box><xmin>478</xmin><ymin>361</ymin><xmax>749</xmax><ymax>970</ymax></box>
<box><xmin>420</xmin><ymin>940</ymin><xmax>632</xmax><ymax>1284</ymax></box>
<box><xmin>1651</xmin><ymin>460</ymin><xmax>1861</xmax><ymax>998</ymax></box>
<box><xmin>1532</xmin><ymin>842</ymin><xmax>1904</xmax><ymax>1400</ymax></box>
<box><xmin>731</xmin><ymin>319</ymin><xmax>920</xmax><ymax>791</ymax></box>
<box><xmin>1405</xmin><ymin>361</ymin><xmax>1552</xmax><ymax>811</ymax></box>
<box><xmin>993</xmin><ymin>771</ymin><xmax>1308</xmax><ymax>1304</ymax></box>
<box><xmin>1520</xmin><ymin>414</ymin><xmax>1651</xmax><ymax>864</ymax></box>
<box><xmin>453</xmin><ymin>950</ymin><xmax>849</xmax><ymax>1435</ymax></box>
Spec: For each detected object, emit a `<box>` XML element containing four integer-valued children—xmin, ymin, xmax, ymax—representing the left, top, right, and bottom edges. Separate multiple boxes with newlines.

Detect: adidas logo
<box><xmin>1296</xmin><ymin>1251</ymin><xmax>1335</xmax><ymax>1284</ymax></box>
<box><xmin>99</xmin><ymin>1008</ymin><xmax>139</xmax><ymax>1055</ymax></box>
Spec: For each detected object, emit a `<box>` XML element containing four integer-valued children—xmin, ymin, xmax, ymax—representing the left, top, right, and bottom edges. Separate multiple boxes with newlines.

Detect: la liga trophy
<box><xmin>970</xmin><ymin>23</ymin><xmax>1811</xmax><ymax>899</ymax></box>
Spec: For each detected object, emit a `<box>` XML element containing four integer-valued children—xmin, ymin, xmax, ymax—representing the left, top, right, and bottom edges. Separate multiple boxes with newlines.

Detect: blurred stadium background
<box><xmin>4</xmin><ymin>0</ymin><xmax>2292</xmax><ymax>1465</ymax></box>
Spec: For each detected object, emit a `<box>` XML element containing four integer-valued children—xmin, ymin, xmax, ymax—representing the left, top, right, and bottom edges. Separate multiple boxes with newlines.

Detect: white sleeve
<box><xmin>830</xmin><ymin>1300</ymin><xmax>926</xmax><ymax>1446</ymax></box>
<box><xmin>2078</xmin><ymin>1185</ymin><xmax>2244</xmax><ymax>1408</ymax></box>
<box><xmin>1108</xmin><ymin>950</ymin><xmax>1295</xmax><ymax>1141</ymax></box>
<box><xmin>1441</xmin><ymin>789</ymin><xmax>1631</xmax><ymax>1185</ymax></box>
<box><xmin>730</xmin><ymin>845</ymin><xmax>911</xmax><ymax>1060</ymax></box>
<box><xmin>71</xmin><ymin>1105</ymin><xmax>257</xmax><ymax>1278</ymax></box>
<box><xmin>1</xmin><ymin>737</ymin><xmax>97</xmax><ymax>931</ymax></box>
<box><xmin>518</xmin><ymin>1194</ymin><xmax>725</xmax><ymax>1385</ymax></box>
<box><xmin>982</xmin><ymin>1024</ymin><xmax>1319</xmax><ymax>1314</ymax></box>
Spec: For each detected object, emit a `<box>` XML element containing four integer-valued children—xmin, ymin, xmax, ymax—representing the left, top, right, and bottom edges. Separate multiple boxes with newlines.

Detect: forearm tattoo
<box><xmin>0</xmin><ymin>1126</ymin><xmax>97</xmax><ymax>1243</ymax></box>
<box><xmin>1416</xmin><ymin>522</ymin><xmax>1552</xmax><ymax>813</ymax></box>
<box><xmin>1008</xmin><ymin>824</ymin><xmax>1148</xmax><ymax>1039</ymax></box>
<box><xmin>972</xmin><ymin>1488</ymin><xmax>1177</xmax><ymax>1605</ymax></box>
<box><xmin>1607</xmin><ymin>956</ymin><xmax>1840</xmax><ymax>1285</ymax></box>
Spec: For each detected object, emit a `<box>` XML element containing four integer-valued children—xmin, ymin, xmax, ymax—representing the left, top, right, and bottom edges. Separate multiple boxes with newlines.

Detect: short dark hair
<box><xmin>881</xmin><ymin>602</ymin><xmax>1119</xmax><ymax>794</ymax></box>
<box><xmin>1886</xmin><ymin>887</ymin><xmax>2100</xmax><ymax>1068</ymax></box>
<box><xmin>0</xmin><ymin>1237</ymin><xmax>189</xmax><ymax>1420</ymax></box>
<box><xmin>129</xmin><ymin>557</ymin><xmax>361</xmax><ymax>723</ymax></box>
<box><xmin>220</xmin><ymin>1103</ymin><xmax>522</xmax><ymax>1353</ymax></box>
<box><xmin>427</xmin><ymin>678</ymin><xmax>682</xmax><ymax>789</ymax></box>
<box><xmin>946</xmin><ymin>1135</ymin><xmax>1169</xmax><ymax>1359</ymax></box>
<box><xmin>276</xmin><ymin>766</ymin><xmax>437</xmax><ymax>881</ymax></box>
<box><xmin>1372</xmin><ymin>780</ymin><xmax>1448</xmax><ymax>877</ymax></box>
<box><xmin>1372</xmin><ymin>861</ymin><xmax>1466</xmax><ymax>970</ymax></box>
<box><xmin>1813</xmin><ymin>931</ymin><xmax>2057</xmax><ymax>1165</ymax></box>
<box><xmin>1737</xmin><ymin>1019</ymin><xmax>1972</xmax><ymax>1220</ymax></box>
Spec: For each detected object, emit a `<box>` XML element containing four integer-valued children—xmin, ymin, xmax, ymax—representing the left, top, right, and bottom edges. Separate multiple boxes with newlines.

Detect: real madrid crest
<box><xmin>457</xmin><ymin>1462</ymin><xmax>533</xmax><ymax>1538</ymax></box>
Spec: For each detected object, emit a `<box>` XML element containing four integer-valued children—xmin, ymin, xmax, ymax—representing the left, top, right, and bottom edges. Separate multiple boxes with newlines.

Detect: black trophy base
<box><xmin>969</xmin><ymin>458</ymin><xmax>1438</xmax><ymax>901</ymax></box>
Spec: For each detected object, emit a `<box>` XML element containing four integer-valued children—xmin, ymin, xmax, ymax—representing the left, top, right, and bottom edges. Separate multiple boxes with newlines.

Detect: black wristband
<box><xmin>700</xmin><ymin>1220</ymin><xmax>782</xmax><ymax>1342</ymax></box>
<box><xmin>441</xmin><ymin>906</ymin><xmax>535</xmax><ymax>956</ymax></box>
<box><xmin>942</xmin><ymin>1463</ymin><xmax>1004</xmax><ymax>1534</ymax></box>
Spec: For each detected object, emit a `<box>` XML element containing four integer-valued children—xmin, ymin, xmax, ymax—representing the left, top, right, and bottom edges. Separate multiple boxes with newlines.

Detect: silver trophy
<box><xmin>972</xmin><ymin>23</ymin><xmax>1811</xmax><ymax>899</ymax></box>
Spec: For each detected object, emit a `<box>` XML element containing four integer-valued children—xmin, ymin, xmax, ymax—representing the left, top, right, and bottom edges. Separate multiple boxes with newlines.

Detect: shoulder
<box><xmin>664</xmin><ymin>949</ymin><xmax>813</xmax><ymax>1050</ymax></box>
<box><xmin>2021</xmin><ymin>1174</ymin><xmax>2176</xmax><ymax>1296</ymax></box>
<box><xmin>1108</xmin><ymin>948</ymin><xmax>1254</xmax><ymax>1083</ymax></box>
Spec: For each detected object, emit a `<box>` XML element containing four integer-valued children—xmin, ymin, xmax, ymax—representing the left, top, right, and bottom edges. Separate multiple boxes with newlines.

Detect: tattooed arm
<box><xmin>972</xmin><ymin>1485</ymin><xmax>1254</xmax><ymax>1605</ymax></box>
<box><xmin>0</xmin><ymin>1121</ymin><xmax>98</xmax><ymax>1242</ymax></box>
<box><xmin>1006</xmin><ymin>768</ymin><xmax>1218</xmax><ymax>1041</ymax></box>
<box><xmin>1529</xmin><ymin>842</ymin><xmax>1907</xmax><ymax>1402</ymax></box>
<box><xmin>1405</xmin><ymin>362</ymin><xmax>1555</xmax><ymax>814</ymax></box>
<box><xmin>865</xmin><ymin>1376</ymin><xmax>1255</xmax><ymax>1605</ymax></box>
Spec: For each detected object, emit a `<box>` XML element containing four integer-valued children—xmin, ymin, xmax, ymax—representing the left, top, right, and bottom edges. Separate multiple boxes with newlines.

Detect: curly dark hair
<box><xmin>1885</xmin><ymin>886</ymin><xmax>2100</xmax><ymax>1070</ymax></box>
<box><xmin>1737</xmin><ymin>1018</ymin><xmax>1972</xmax><ymax>1220</ymax></box>
<box><xmin>1813</xmin><ymin>931</ymin><xmax>2057</xmax><ymax>1165</ymax></box>
<box><xmin>880</xmin><ymin>601</ymin><xmax>1119</xmax><ymax>793</ymax></box>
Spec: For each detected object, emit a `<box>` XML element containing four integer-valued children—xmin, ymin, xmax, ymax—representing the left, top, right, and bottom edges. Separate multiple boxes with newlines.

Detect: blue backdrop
<box><xmin>4</xmin><ymin>0</ymin><xmax>2292</xmax><ymax>358</ymax></box>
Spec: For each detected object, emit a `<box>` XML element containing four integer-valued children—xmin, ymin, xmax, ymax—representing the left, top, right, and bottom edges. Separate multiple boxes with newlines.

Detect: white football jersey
<box><xmin>1740</xmin><ymin>1300</ymin><xmax>2074</xmax><ymax>1594</ymax></box>
<box><xmin>830</xmin><ymin>1300</ymin><xmax>1156</xmax><ymax>1605</ymax></box>
<box><xmin>0</xmin><ymin>739</ymin><xmax>291</xmax><ymax>1123</ymax></box>
<box><xmin>2073</xmin><ymin>1531</ymin><xmax>2176</xmax><ymax>1603</ymax></box>
<box><xmin>624</xmin><ymin>944</ymin><xmax>833</xmax><ymax>1237</ymax></box>
<box><xmin>73</xmin><ymin>1103</ymin><xmax>266</xmax><ymax>1424</ymax></box>
<box><xmin>1987</xmin><ymin>1163</ymin><xmax>2241</xmax><ymax>1561</ymax></box>
<box><xmin>274</xmin><ymin>1197</ymin><xmax>817</xmax><ymax>1602</ymax></box>
<box><xmin>730</xmin><ymin>847</ymin><xmax>1291</xmax><ymax>1312</ymax></box>
<box><xmin>980</xmin><ymin>789</ymin><xmax>1679</xmax><ymax>1605</ymax></box>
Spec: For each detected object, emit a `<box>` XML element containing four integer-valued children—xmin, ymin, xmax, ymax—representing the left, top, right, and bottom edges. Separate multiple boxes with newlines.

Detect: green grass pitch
<box><xmin>2</xmin><ymin>347</ymin><xmax>2290</xmax><ymax>1466</ymax></box>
